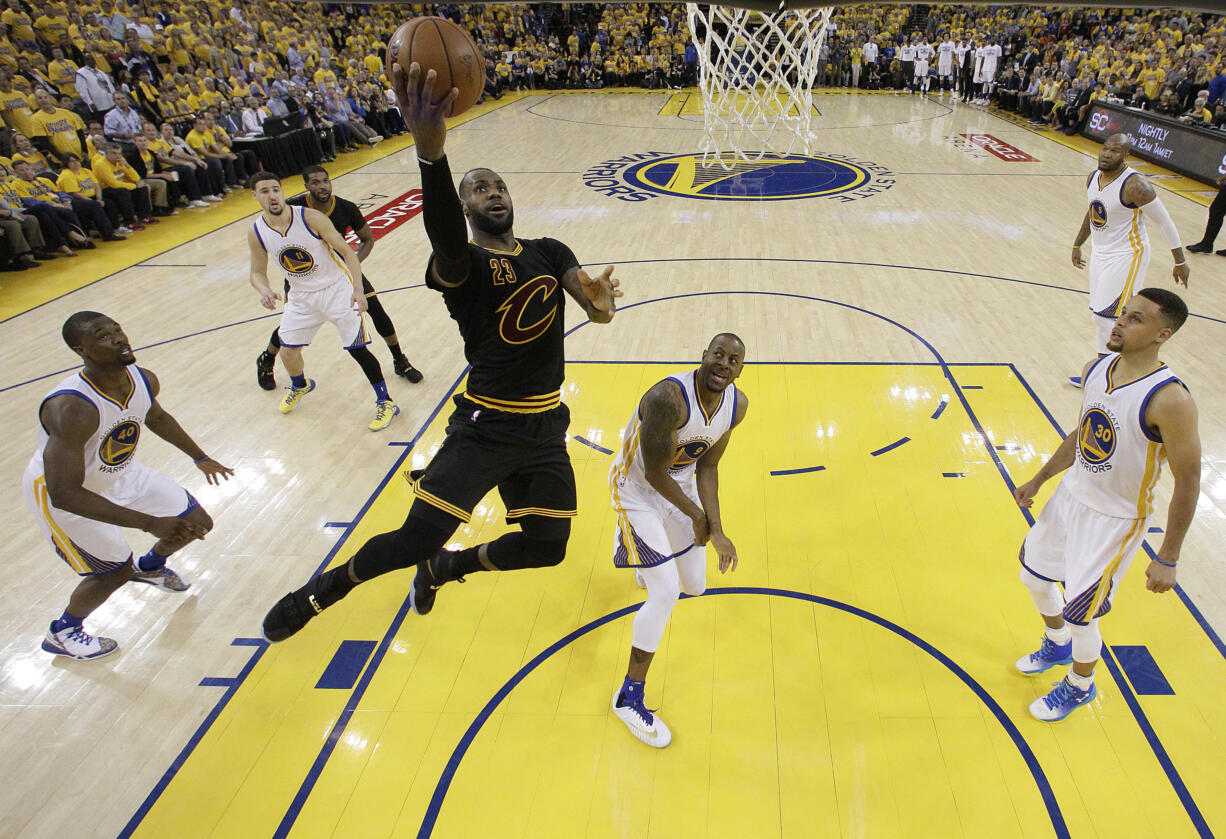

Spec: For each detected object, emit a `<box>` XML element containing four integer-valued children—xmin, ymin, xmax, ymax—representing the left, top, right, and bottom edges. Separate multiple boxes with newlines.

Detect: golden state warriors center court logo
<box><xmin>582</xmin><ymin>152</ymin><xmax>895</xmax><ymax>203</ymax></box>
<box><xmin>278</xmin><ymin>246</ymin><xmax>317</xmax><ymax>276</ymax></box>
<box><xmin>1089</xmin><ymin>200</ymin><xmax>1109</xmax><ymax>229</ymax></box>
<box><xmin>1078</xmin><ymin>408</ymin><xmax>1116</xmax><ymax>466</ymax></box>
<box><xmin>99</xmin><ymin>420</ymin><xmax>140</xmax><ymax>468</ymax></box>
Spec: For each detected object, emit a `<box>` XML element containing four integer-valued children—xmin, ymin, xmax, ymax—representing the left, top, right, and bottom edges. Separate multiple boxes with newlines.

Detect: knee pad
<box><xmin>1069</xmin><ymin>619</ymin><xmax>1102</xmax><ymax>665</ymax></box>
<box><xmin>1020</xmin><ymin>566</ymin><xmax>1064</xmax><ymax>617</ymax></box>
<box><xmin>522</xmin><ymin>537</ymin><xmax>567</xmax><ymax>568</ymax></box>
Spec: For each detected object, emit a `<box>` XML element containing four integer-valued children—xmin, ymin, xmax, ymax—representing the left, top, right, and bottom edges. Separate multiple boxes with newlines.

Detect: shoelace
<box><xmin>66</xmin><ymin>626</ymin><xmax>95</xmax><ymax>645</ymax></box>
<box><xmin>1035</xmin><ymin>636</ymin><xmax>1061</xmax><ymax>660</ymax></box>
<box><xmin>1043</xmin><ymin>679</ymin><xmax>1080</xmax><ymax>709</ymax></box>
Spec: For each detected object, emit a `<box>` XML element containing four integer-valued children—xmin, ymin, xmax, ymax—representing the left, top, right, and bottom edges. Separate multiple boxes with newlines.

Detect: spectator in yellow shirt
<box><xmin>2</xmin><ymin>0</ymin><xmax>36</xmax><ymax>49</ymax></box>
<box><xmin>11</xmin><ymin>130</ymin><xmax>54</xmax><ymax>176</ymax></box>
<box><xmin>0</xmin><ymin>69</ymin><xmax>34</xmax><ymax>134</ymax></box>
<box><xmin>56</xmin><ymin>152</ymin><xmax>128</xmax><ymax>238</ymax></box>
<box><xmin>91</xmin><ymin>142</ymin><xmax>156</xmax><ymax>226</ymax></box>
<box><xmin>186</xmin><ymin>114</ymin><xmax>238</xmax><ymax>189</ymax></box>
<box><xmin>30</xmin><ymin>88</ymin><xmax>85</xmax><ymax>163</ymax></box>
<box><xmin>10</xmin><ymin>157</ymin><xmax>108</xmax><ymax>248</ymax></box>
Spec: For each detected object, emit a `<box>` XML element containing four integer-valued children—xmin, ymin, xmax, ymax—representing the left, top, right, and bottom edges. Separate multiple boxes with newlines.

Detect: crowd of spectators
<box><xmin>0</xmin><ymin>0</ymin><xmax>1220</xmax><ymax>271</ymax></box>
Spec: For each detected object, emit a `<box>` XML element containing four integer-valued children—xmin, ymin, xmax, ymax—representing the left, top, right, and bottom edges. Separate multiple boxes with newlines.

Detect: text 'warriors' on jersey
<box><xmin>1063</xmin><ymin>353</ymin><xmax>1184</xmax><ymax>519</ymax></box>
<box><xmin>428</xmin><ymin>238</ymin><xmax>578</xmax><ymax>411</ymax></box>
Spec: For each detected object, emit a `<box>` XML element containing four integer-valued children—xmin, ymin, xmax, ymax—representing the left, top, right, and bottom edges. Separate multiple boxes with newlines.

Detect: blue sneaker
<box><xmin>1015</xmin><ymin>635</ymin><xmax>1073</xmax><ymax>675</ymax></box>
<box><xmin>1030</xmin><ymin>676</ymin><xmax>1097</xmax><ymax>721</ymax></box>
<box><xmin>1068</xmin><ymin>376</ymin><xmax>1082</xmax><ymax>388</ymax></box>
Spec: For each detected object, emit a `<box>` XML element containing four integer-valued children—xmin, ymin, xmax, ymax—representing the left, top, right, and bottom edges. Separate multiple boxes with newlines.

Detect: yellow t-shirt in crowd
<box><xmin>0</xmin><ymin>89</ymin><xmax>35</xmax><ymax>135</ymax></box>
<box><xmin>57</xmin><ymin>167</ymin><xmax>99</xmax><ymax>198</ymax></box>
<box><xmin>31</xmin><ymin>107</ymin><xmax>85</xmax><ymax>157</ymax></box>
<box><xmin>92</xmin><ymin>155</ymin><xmax>140</xmax><ymax>190</ymax></box>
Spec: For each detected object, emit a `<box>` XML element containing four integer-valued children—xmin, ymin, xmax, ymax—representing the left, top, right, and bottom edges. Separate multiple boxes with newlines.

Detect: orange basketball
<box><xmin>386</xmin><ymin>16</ymin><xmax>484</xmax><ymax>118</ymax></box>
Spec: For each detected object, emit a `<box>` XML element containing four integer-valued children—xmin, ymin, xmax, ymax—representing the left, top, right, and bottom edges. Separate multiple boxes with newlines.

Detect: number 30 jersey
<box><xmin>427</xmin><ymin>238</ymin><xmax>579</xmax><ymax>412</ymax></box>
<box><xmin>1063</xmin><ymin>353</ymin><xmax>1184</xmax><ymax>519</ymax></box>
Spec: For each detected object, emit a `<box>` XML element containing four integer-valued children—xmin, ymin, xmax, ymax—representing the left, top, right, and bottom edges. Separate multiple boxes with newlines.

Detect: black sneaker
<box><xmin>394</xmin><ymin>357</ymin><xmax>424</xmax><ymax>383</ymax></box>
<box><xmin>256</xmin><ymin>352</ymin><xmax>276</xmax><ymax>391</ymax></box>
<box><xmin>262</xmin><ymin>567</ymin><xmax>350</xmax><ymax>642</ymax></box>
<box><xmin>1217</xmin><ymin>248</ymin><xmax>1226</xmax><ymax>257</ymax></box>
<box><xmin>410</xmin><ymin>553</ymin><xmax>463</xmax><ymax>616</ymax></box>
<box><xmin>1186</xmin><ymin>242</ymin><xmax>1212</xmax><ymax>254</ymax></box>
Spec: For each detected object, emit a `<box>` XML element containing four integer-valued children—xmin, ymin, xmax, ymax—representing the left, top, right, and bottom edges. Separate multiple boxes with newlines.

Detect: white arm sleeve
<box><xmin>1143</xmin><ymin>196</ymin><xmax>1183</xmax><ymax>254</ymax></box>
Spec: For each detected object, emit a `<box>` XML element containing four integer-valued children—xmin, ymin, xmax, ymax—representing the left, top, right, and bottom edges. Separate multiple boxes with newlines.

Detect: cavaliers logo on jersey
<box><xmin>1089</xmin><ymin>199</ymin><xmax>1108</xmax><ymax>229</ymax></box>
<box><xmin>278</xmin><ymin>246</ymin><xmax>316</xmax><ymax>275</ymax></box>
<box><xmin>99</xmin><ymin>420</ymin><xmax>140</xmax><ymax>467</ymax></box>
<box><xmin>496</xmin><ymin>275</ymin><xmax>559</xmax><ymax>344</ymax></box>
<box><xmin>670</xmin><ymin>439</ymin><xmax>711</xmax><ymax>470</ymax></box>
<box><xmin>1078</xmin><ymin>408</ymin><xmax>1115</xmax><ymax>464</ymax></box>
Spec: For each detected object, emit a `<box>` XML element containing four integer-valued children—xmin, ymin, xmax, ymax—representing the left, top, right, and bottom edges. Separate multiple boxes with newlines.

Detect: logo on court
<box><xmin>615</xmin><ymin>152</ymin><xmax>887</xmax><ymax>202</ymax></box>
<box><xmin>99</xmin><ymin>420</ymin><xmax>140</xmax><ymax>468</ymax></box>
<box><xmin>584</xmin><ymin>152</ymin><xmax>895</xmax><ymax>203</ymax></box>
<box><xmin>670</xmin><ymin>439</ymin><xmax>711</xmax><ymax>470</ymax></box>
<box><xmin>278</xmin><ymin>246</ymin><xmax>317</xmax><ymax>276</ymax></box>
<box><xmin>1078</xmin><ymin>408</ymin><xmax>1116</xmax><ymax>466</ymax></box>
<box><xmin>1089</xmin><ymin>200</ymin><xmax>1109</xmax><ymax>229</ymax></box>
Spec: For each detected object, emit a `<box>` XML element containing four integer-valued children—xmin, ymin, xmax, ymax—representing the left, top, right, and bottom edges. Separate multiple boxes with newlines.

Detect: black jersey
<box><xmin>427</xmin><ymin>237</ymin><xmax>579</xmax><ymax>411</ymax></box>
<box><xmin>287</xmin><ymin>194</ymin><xmax>367</xmax><ymax>237</ymax></box>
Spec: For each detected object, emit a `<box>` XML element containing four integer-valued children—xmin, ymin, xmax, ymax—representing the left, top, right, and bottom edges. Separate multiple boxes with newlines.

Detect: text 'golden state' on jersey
<box><xmin>428</xmin><ymin>238</ymin><xmax>579</xmax><ymax>412</ymax></box>
<box><xmin>1064</xmin><ymin>352</ymin><xmax>1184</xmax><ymax>519</ymax></box>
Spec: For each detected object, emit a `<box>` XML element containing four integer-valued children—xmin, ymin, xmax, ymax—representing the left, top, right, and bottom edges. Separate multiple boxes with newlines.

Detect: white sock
<box><xmin>1067</xmin><ymin>669</ymin><xmax>1094</xmax><ymax>690</ymax></box>
<box><xmin>1045</xmin><ymin>624</ymin><xmax>1071</xmax><ymax>645</ymax></box>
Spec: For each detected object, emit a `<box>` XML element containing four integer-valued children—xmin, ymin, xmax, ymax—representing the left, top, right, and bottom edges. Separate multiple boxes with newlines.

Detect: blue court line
<box><xmin>961</xmin><ymin>385</ymin><xmax>984</xmax><ymax>390</ymax></box>
<box><xmin>1007</xmin><ymin>362</ymin><xmax>1215</xmax><ymax>838</ymax></box>
<box><xmin>117</xmin><ymin>637</ymin><xmax>270</xmax><ymax>839</ymax></box>
<box><xmin>414</xmin><ymin>587</ymin><xmax>1069</xmax><ymax>839</ymax></box>
<box><xmin>1111</xmin><ymin>645</ymin><xmax>1175</xmax><ymax>696</ymax></box>
<box><xmin>870</xmin><ymin>436</ymin><xmax>911</xmax><ymax>456</ymax></box>
<box><xmin>930</xmin><ymin>398</ymin><xmax>949</xmax><ymax>419</ymax></box>
<box><xmin>324</xmin><ymin>521</ymin><xmax>351</xmax><ymax>529</ymax></box>
<box><xmin>1149</xmin><ymin>527</ymin><xmax>1165</xmax><ymax>533</ymax></box>
<box><xmin>770</xmin><ymin>464</ymin><xmax>826</xmax><ymax>476</ymax></box>
<box><xmin>942</xmin><ymin>472</ymin><xmax>966</xmax><ymax>478</ymax></box>
<box><xmin>572</xmin><ymin>434</ymin><xmax>613</xmax><ymax>455</ymax></box>
<box><xmin>316</xmin><ymin>640</ymin><xmax>378</xmax><ymax>690</ymax></box>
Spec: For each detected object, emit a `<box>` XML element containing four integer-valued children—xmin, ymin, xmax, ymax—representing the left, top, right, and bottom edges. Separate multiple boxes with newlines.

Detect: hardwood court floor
<box><xmin>0</xmin><ymin>91</ymin><xmax>1223</xmax><ymax>839</ymax></box>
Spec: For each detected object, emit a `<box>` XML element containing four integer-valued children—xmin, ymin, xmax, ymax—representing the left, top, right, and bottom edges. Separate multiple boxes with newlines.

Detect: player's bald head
<box><xmin>1105</xmin><ymin>133</ymin><xmax>1132</xmax><ymax>151</ymax></box>
<box><xmin>708</xmin><ymin>332</ymin><xmax>745</xmax><ymax>355</ymax></box>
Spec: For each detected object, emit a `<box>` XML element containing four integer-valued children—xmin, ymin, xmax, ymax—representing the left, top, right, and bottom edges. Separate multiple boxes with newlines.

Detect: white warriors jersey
<box><xmin>253</xmin><ymin>204</ymin><xmax>352</xmax><ymax>294</ymax></box>
<box><xmin>937</xmin><ymin>41</ymin><xmax>954</xmax><ymax>71</ymax></box>
<box><xmin>28</xmin><ymin>367</ymin><xmax>153</xmax><ymax>493</ymax></box>
<box><xmin>1087</xmin><ymin>166</ymin><xmax>1149</xmax><ymax>257</ymax></box>
<box><xmin>611</xmin><ymin>369</ymin><xmax>739</xmax><ymax>492</ymax></box>
<box><xmin>1062</xmin><ymin>353</ymin><xmax>1183</xmax><ymax>519</ymax></box>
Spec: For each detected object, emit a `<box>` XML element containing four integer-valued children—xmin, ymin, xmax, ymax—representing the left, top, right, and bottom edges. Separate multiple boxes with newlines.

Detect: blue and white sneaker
<box><xmin>41</xmin><ymin>622</ymin><xmax>118</xmax><ymax>660</ymax></box>
<box><xmin>1030</xmin><ymin>676</ymin><xmax>1097</xmax><ymax>721</ymax></box>
<box><xmin>130</xmin><ymin>566</ymin><xmax>190</xmax><ymax>592</ymax></box>
<box><xmin>1015</xmin><ymin>635</ymin><xmax>1073</xmax><ymax>675</ymax></box>
<box><xmin>612</xmin><ymin>689</ymin><xmax>671</xmax><ymax>748</ymax></box>
<box><xmin>1068</xmin><ymin>376</ymin><xmax>1082</xmax><ymax>388</ymax></box>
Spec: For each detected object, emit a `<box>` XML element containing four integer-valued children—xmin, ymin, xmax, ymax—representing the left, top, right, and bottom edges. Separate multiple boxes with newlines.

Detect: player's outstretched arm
<box><xmin>639</xmin><ymin>380</ymin><xmax>709</xmax><ymax>545</ymax></box>
<box><xmin>304</xmin><ymin>208</ymin><xmax>366</xmax><ymax>313</ymax></box>
<box><xmin>562</xmin><ymin>265</ymin><xmax>621</xmax><ymax>323</ymax></box>
<box><xmin>696</xmin><ymin>391</ymin><xmax>749</xmax><ymax>573</ymax></box>
<box><xmin>1014</xmin><ymin>357</ymin><xmax>1096</xmax><ymax>506</ymax></box>
<box><xmin>1144</xmin><ymin>383</ymin><xmax>1200</xmax><ymax>593</ymax></box>
<box><xmin>391</xmin><ymin>63</ymin><xmax>457</xmax><ymax>162</ymax></box>
<box><xmin>248</xmin><ymin>227</ymin><xmax>279</xmax><ymax>310</ymax></box>
<box><xmin>141</xmin><ymin>369</ymin><xmax>234</xmax><ymax>486</ymax></box>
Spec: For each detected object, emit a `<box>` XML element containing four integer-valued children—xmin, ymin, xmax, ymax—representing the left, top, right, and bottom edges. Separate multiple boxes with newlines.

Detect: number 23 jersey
<box><xmin>428</xmin><ymin>237</ymin><xmax>579</xmax><ymax>410</ymax></box>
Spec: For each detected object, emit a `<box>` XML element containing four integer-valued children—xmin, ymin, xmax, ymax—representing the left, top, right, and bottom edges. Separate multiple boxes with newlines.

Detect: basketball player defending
<box><xmin>609</xmin><ymin>334</ymin><xmax>747</xmax><ymax>747</ymax></box>
<box><xmin>1070</xmin><ymin>134</ymin><xmax>1189</xmax><ymax>387</ymax></box>
<box><xmin>260</xmin><ymin>64</ymin><xmax>622</xmax><ymax>642</ymax></box>
<box><xmin>1012</xmin><ymin>288</ymin><xmax>1199</xmax><ymax>721</ymax></box>
<box><xmin>22</xmin><ymin>312</ymin><xmax>233</xmax><ymax>659</ymax></box>
<box><xmin>255</xmin><ymin>165</ymin><xmax>424</xmax><ymax>390</ymax></box>
<box><xmin>247</xmin><ymin>171</ymin><xmax>399</xmax><ymax>431</ymax></box>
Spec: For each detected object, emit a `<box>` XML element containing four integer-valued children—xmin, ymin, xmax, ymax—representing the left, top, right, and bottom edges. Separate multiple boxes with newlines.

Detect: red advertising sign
<box><xmin>343</xmin><ymin>189</ymin><xmax>424</xmax><ymax>247</ymax></box>
<box><xmin>958</xmin><ymin>134</ymin><xmax>1038</xmax><ymax>162</ymax></box>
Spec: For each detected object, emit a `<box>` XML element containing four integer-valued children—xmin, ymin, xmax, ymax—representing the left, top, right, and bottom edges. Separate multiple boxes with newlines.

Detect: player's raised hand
<box><xmin>259</xmin><ymin>289</ymin><xmax>281</xmax><ymax>310</ymax></box>
<box><xmin>393</xmin><ymin>63</ymin><xmax>458</xmax><ymax>162</ymax></box>
<box><xmin>195</xmin><ymin>457</ymin><xmax>234</xmax><ymax>485</ymax></box>
<box><xmin>711</xmin><ymin>531</ymin><xmax>738</xmax><ymax>573</ymax></box>
<box><xmin>578</xmin><ymin>265</ymin><xmax>621</xmax><ymax>315</ymax></box>
<box><xmin>350</xmin><ymin>285</ymin><xmax>368</xmax><ymax>314</ymax></box>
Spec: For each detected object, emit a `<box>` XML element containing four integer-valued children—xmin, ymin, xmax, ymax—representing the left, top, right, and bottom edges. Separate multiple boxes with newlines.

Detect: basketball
<box><xmin>386</xmin><ymin>16</ymin><xmax>485</xmax><ymax>118</ymax></box>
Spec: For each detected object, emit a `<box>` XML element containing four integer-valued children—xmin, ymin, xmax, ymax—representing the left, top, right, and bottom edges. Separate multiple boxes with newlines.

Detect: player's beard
<box><xmin>471</xmin><ymin>208</ymin><xmax>514</xmax><ymax>236</ymax></box>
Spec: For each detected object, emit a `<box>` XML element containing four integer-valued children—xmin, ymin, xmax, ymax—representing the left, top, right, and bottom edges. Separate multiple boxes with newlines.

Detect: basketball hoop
<box><xmin>686</xmin><ymin>2</ymin><xmax>833</xmax><ymax>170</ymax></box>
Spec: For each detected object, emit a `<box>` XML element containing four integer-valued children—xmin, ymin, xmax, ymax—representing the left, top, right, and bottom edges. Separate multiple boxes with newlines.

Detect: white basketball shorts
<box><xmin>611</xmin><ymin>477</ymin><xmax>699</xmax><ymax>568</ymax></box>
<box><xmin>1020</xmin><ymin>482</ymin><xmax>1149</xmax><ymax>624</ymax></box>
<box><xmin>1088</xmin><ymin>246</ymin><xmax>1149</xmax><ymax>321</ymax></box>
<box><xmin>279</xmin><ymin>278</ymin><xmax>370</xmax><ymax>349</ymax></box>
<box><xmin>23</xmin><ymin>461</ymin><xmax>196</xmax><ymax>575</ymax></box>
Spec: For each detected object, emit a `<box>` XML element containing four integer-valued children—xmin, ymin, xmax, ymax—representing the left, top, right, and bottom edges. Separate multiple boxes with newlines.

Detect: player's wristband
<box><xmin>1152</xmin><ymin>556</ymin><xmax>1177</xmax><ymax>568</ymax></box>
<box><xmin>1173</xmin><ymin>261</ymin><xmax>1187</xmax><ymax>267</ymax></box>
<box><xmin>193</xmin><ymin>455</ymin><xmax>211</xmax><ymax>464</ymax></box>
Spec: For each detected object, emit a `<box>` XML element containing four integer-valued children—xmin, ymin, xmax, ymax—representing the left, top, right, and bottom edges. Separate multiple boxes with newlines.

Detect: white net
<box><xmin>685</xmin><ymin>3</ymin><xmax>834</xmax><ymax>170</ymax></box>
